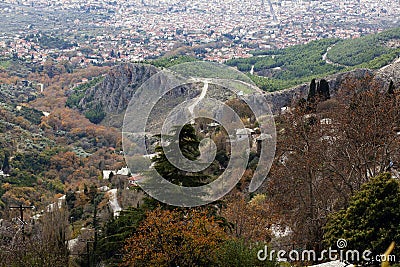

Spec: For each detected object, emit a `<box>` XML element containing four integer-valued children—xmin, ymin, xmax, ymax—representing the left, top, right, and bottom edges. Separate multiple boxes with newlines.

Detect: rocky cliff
<box><xmin>82</xmin><ymin>64</ymin><xmax>159</xmax><ymax>114</ymax></box>
<box><xmin>77</xmin><ymin>60</ymin><xmax>400</xmax><ymax>126</ymax></box>
<box><xmin>264</xmin><ymin>63</ymin><xmax>399</xmax><ymax>113</ymax></box>
<box><xmin>78</xmin><ymin>64</ymin><xmax>159</xmax><ymax>127</ymax></box>
<box><xmin>376</xmin><ymin>57</ymin><xmax>400</xmax><ymax>89</ymax></box>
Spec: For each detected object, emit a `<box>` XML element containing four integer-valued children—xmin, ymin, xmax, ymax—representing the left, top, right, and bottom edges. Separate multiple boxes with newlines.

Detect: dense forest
<box><xmin>327</xmin><ymin>27</ymin><xmax>400</xmax><ymax>66</ymax></box>
<box><xmin>227</xmin><ymin>27</ymin><xmax>400</xmax><ymax>92</ymax></box>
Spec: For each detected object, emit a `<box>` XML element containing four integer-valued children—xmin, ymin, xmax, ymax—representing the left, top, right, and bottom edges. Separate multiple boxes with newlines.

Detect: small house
<box><xmin>117</xmin><ymin>166</ymin><xmax>131</xmax><ymax>176</ymax></box>
<box><xmin>236</xmin><ymin>128</ymin><xmax>255</xmax><ymax>141</ymax></box>
<box><xmin>102</xmin><ymin>170</ymin><xmax>116</xmax><ymax>180</ymax></box>
<box><xmin>128</xmin><ymin>174</ymin><xmax>145</xmax><ymax>187</ymax></box>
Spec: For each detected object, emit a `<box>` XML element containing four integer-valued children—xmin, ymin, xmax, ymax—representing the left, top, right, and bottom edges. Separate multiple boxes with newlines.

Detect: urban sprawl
<box><xmin>0</xmin><ymin>0</ymin><xmax>399</xmax><ymax>66</ymax></box>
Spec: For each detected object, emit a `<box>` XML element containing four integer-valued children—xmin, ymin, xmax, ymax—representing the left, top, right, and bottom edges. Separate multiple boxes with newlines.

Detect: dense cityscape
<box><xmin>0</xmin><ymin>0</ymin><xmax>399</xmax><ymax>65</ymax></box>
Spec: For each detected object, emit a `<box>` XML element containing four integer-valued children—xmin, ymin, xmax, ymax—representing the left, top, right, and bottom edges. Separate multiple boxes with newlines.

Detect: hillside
<box><xmin>69</xmin><ymin>62</ymin><xmax>249</xmax><ymax>128</ymax></box>
<box><xmin>0</xmin><ymin>28</ymin><xmax>399</xmax><ymax>266</ymax></box>
<box><xmin>327</xmin><ymin>27</ymin><xmax>400</xmax><ymax>67</ymax></box>
<box><xmin>65</xmin><ymin>28</ymin><xmax>400</xmax><ymax>126</ymax></box>
<box><xmin>2</xmin><ymin>43</ymin><xmax>396</xmax><ymax>210</ymax></box>
<box><xmin>263</xmin><ymin>60</ymin><xmax>400</xmax><ymax>114</ymax></box>
<box><xmin>68</xmin><ymin>59</ymin><xmax>399</xmax><ymax>120</ymax></box>
<box><xmin>226</xmin><ymin>27</ymin><xmax>400</xmax><ymax>92</ymax></box>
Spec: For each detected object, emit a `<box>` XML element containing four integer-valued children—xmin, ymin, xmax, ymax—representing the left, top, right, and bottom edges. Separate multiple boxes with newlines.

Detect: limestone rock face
<box><xmin>376</xmin><ymin>58</ymin><xmax>400</xmax><ymax>90</ymax></box>
<box><xmin>79</xmin><ymin>64</ymin><xmax>159</xmax><ymax>114</ymax></box>
<box><xmin>78</xmin><ymin>64</ymin><xmax>159</xmax><ymax>127</ymax></box>
<box><xmin>77</xmin><ymin>60</ymin><xmax>400</xmax><ymax>126</ymax></box>
<box><xmin>263</xmin><ymin>64</ymin><xmax>400</xmax><ymax>114</ymax></box>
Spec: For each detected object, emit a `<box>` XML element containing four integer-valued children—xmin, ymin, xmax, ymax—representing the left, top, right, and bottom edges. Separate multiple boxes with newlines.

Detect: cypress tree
<box><xmin>2</xmin><ymin>152</ymin><xmax>10</xmax><ymax>174</ymax></box>
<box><xmin>317</xmin><ymin>79</ymin><xmax>330</xmax><ymax>101</ymax></box>
<box><xmin>388</xmin><ymin>80</ymin><xmax>395</xmax><ymax>95</ymax></box>
<box><xmin>307</xmin><ymin>78</ymin><xmax>316</xmax><ymax>102</ymax></box>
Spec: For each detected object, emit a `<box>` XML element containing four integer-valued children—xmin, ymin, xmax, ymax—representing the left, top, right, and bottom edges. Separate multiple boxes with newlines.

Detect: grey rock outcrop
<box><xmin>79</xmin><ymin>63</ymin><xmax>159</xmax><ymax>115</ymax></box>
<box><xmin>77</xmin><ymin>59</ymin><xmax>400</xmax><ymax>125</ymax></box>
<box><xmin>263</xmin><ymin>66</ymin><xmax>396</xmax><ymax>114</ymax></box>
<box><xmin>375</xmin><ymin>57</ymin><xmax>400</xmax><ymax>90</ymax></box>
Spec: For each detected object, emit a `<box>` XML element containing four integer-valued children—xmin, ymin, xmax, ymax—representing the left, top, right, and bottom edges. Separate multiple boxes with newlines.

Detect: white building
<box><xmin>103</xmin><ymin>166</ymin><xmax>131</xmax><ymax>180</ymax></box>
<box><xmin>236</xmin><ymin>128</ymin><xmax>255</xmax><ymax>141</ymax></box>
<box><xmin>102</xmin><ymin>170</ymin><xmax>116</xmax><ymax>180</ymax></box>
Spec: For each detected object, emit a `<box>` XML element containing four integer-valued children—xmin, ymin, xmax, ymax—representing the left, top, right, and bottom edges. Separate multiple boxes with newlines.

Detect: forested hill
<box><xmin>61</xmin><ymin>27</ymin><xmax>400</xmax><ymax>128</ymax></box>
<box><xmin>226</xmin><ymin>27</ymin><xmax>400</xmax><ymax>92</ymax></box>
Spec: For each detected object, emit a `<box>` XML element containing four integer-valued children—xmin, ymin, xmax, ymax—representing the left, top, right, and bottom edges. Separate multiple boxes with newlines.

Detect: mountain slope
<box><xmin>227</xmin><ymin>27</ymin><xmax>400</xmax><ymax>92</ymax></box>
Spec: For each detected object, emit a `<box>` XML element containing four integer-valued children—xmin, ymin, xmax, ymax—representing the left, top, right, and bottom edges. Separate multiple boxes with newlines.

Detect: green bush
<box><xmin>66</xmin><ymin>76</ymin><xmax>105</xmax><ymax>109</ymax></box>
<box><xmin>15</xmin><ymin>106</ymin><xmax>44</xmax><ymax>125</ymax></box>
<box><xmin>324</xmin><ymin>173</ymin><xmax>400</xmax><ymax>263</ymax></box>
<box><xmin>216</xmin><ymin>239</ymin><xmax>277</xmax><ymax>267</ymax></box>
<box><xmin>84</xmin><ymin>104</ymin><xmax>106</xmax><ymax>124</ymax></box>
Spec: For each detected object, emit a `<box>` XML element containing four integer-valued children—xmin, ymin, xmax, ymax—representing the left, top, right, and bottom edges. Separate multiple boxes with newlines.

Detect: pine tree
<box><xmin>152</xmin><ymin>124</ymin><xmax>209</xmax><ymax>187</ymax></box>
<box><xmin>324</xmin><ymin>173</ymin><xmax>400</xmax><ymax>262</ymax></box>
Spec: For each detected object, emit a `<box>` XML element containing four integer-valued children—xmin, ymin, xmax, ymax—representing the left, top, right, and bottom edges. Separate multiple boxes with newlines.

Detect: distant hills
<box><xmin>66</xmin><ymin>27</ymin><xmax>400</xmax><ymax>126</ymax></box>
<box><xmin>226</xmin><ymin>27</ymin><xmax>400</xmax><ymax>92</ymax></box>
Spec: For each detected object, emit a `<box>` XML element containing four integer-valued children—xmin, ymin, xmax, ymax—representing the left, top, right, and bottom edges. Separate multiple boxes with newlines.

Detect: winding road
<box><xmin>188</xmin><ymin>80</ymin><xmax>209</xmax><ymax>117</ymax></box>
<box><xmin>322</xmin><ymin>44</ymin><xmax>346</xmax><ymax>67</ymax></box>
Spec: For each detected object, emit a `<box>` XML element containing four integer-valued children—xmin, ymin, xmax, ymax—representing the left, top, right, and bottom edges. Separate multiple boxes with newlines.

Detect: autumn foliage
<box><xmin>121</xmin><ymin>208</ymin><xmax>228</xmax><ymax>267</ymax></box>
<box><xmin>268</xmin><ymin>81</ymin><xmax>400</xmax><ymax>251</ymax></box>
<box><xmin>222</xmin><ymin>193</ymin><xmax>273</xmax><ymax>243</ymax></box>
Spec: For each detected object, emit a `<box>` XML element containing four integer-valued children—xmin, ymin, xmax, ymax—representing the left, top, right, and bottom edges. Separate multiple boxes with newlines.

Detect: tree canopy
<box><xmin>324</xmin><ymin>173</ymin><xmax>400</xmax><ymax>262</ymax></box>
<box><xmin>152</xmin><ymin>124</ymin><xmax>210</xmax><ymax>187</ymax></box>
